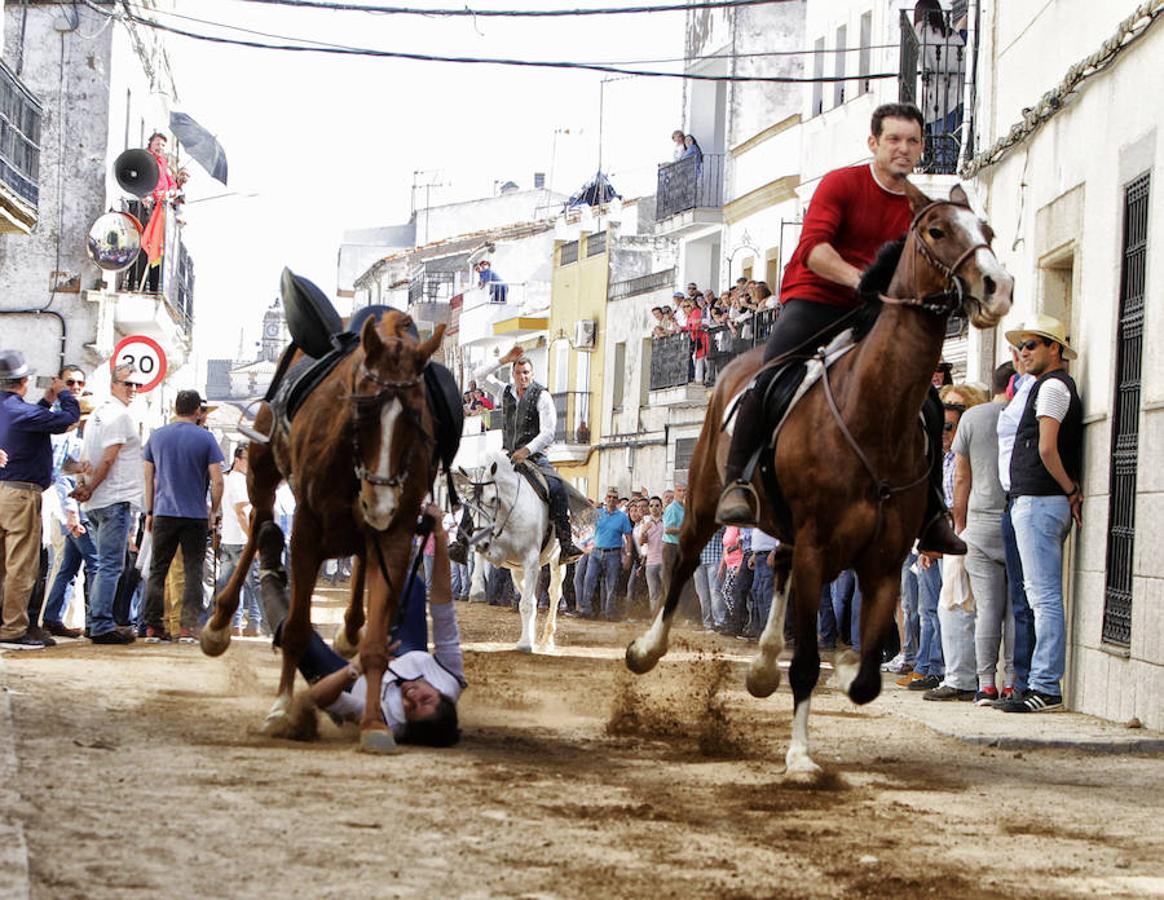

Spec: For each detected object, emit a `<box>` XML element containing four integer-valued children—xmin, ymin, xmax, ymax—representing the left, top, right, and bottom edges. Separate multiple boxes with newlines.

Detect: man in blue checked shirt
<box><xmin>694</xmin><ymin>526</ymin><xmax>725</xmax><ymax>631</ymax></box>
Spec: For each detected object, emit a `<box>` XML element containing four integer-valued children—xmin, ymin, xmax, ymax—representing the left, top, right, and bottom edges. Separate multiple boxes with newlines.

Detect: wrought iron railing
<box><xmin>656</xmin><ymin>153</ymin><xmax>724</xmax><ymax>221</ymax></box>
<box><xmin>608</xmin><ymin>267</ymin><xmax>676</xmax><ymax>301</ymax></box>
<box><xmin>552</xmin><ymin>391</ymin><xmax>591</xmax><ymax>444</ymax></box>
<box><xmin>899</xmin><ymin>9</ymin><xmax>969</xmax><ymax>174</ymax></box>
<box><xmin>0</xmin><ymin>56</ymin><xmax>42</xmax><ymax>209</ymax></box>
<box><xmin>649</xmin><ymin>308</ymin><xmax>778</xmax><ymax>392</ymax></box>
<box><xmin>116</xmin><ymin>199</ymin><xmax>194</xmax><ymax>336</ymax></box>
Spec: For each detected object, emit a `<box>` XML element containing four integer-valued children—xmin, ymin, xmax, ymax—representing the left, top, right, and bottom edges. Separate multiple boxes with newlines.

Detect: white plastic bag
<box><xmin>939</xmin><ymin>554</ymin><xmax>975</xmax><ymax>613</ymax></box>
<box><xmin>136</xmin><ymin>529</ymin><xmax>153</xmax><ymax>575</ymax></box>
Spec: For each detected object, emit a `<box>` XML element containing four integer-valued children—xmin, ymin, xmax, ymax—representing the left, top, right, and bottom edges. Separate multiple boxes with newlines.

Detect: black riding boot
<box><xmin>549</xmin><ymin>482</ymin><xmax>584</xmax><ymax>564</ymax></box>
<box><xmin>917</xmin><ymin>388</ymin><xmax>967</xmax><ymax>556</ymax></box>
<box><xmin>716</xmin><ymin>385</ymin><xmax>769</xmax><ymax>526</ymax></box>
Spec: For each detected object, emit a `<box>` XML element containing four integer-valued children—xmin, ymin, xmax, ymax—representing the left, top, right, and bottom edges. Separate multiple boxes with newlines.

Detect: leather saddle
<box><xmin>255</xmin><ymin>268</ymin><xmax>464</xmax><ymax>481</ymax></box>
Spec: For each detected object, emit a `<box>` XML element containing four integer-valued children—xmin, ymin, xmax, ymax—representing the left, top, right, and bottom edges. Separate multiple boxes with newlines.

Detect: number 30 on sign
<box><xmin>111</xmin><ymin>335</ymin><xmax>167</xmax><ymax>393</ymax></box>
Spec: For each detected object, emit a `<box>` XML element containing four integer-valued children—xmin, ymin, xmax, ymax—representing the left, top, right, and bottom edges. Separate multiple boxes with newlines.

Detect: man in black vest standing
<box><xmin>475</xmin><ymin>346</ymin><xmax>584</xmax><ymax>564</ymax></box>
<box><xmin>997</xmin><ymin>315</ymin><xmax>1082</xmax><ymax>714</ymax></box>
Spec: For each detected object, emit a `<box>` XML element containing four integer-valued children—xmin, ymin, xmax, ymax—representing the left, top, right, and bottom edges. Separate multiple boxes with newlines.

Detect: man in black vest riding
<box><xmin>474</xmin><ymin>346</ymin><xmax>584</xmax><ymax>564</ymax></box>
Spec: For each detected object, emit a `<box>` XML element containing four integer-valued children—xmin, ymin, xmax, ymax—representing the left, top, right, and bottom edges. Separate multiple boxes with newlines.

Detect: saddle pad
<box><xmin>769</xmin><ymin>328</ymin><xmax>859</xmax><ymax>446</ymax></box>
<box><xmin>514</xmin><ymin>461</ymin><xmax>551</xmax><ymax>503</ymax></box>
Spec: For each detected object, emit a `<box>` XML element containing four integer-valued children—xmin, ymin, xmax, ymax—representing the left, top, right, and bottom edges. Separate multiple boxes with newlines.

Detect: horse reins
<box><xmin>348</xmin><ymin>362</ymin><xmax>435</xmax><ymax>489</ymax></box>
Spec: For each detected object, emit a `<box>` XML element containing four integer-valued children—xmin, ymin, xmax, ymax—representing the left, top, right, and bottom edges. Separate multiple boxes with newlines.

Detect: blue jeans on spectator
<box><xmin>423</xmin><ymin>554</ymin><xmax>434</xmax><ymax>595</ymax></box>
<box><xmin>581</xmin><ymin>549</ymin><xmax>622</xmax><ymax>619</ymax></box>
<box><xmin>86</xmin><ymin>502</ymin><xmax>132</xmax><ymax>637</ymax></box>
<box><xmin>43</xmin><ymin>526</ymin><xmax>98</xmax><ymax>626</ymax></box>
<box><xmin>900</xmin><ymin>554</ymin><xmax>920</xmax><ymax>668</ymax></box>
<box><xmin>219</xmin><ymin>544</ymin><xmax>262</xmax><ymax>632</ymax></box>
<box><xmin>913</xmin><ymin>558</ymin><xmax>944</xmax><ymax>677</ymax></box>
<box><xmin>830</xmin><ymin>569</ymin><xmax>862</xmax><ymax>653</ymax></box>
<box><xmin>749</xmin><ymin>553</ymin><xmax>775</xmax><ymax>637</ymax></box>
<box><xmin>1011</xmin><ymin>495</ymin><xmax>1072</xmax><ymax>697</ymax></box>
<box><xmin>573</xmin><ymin>554</ymin><xmax>589</xmax><ymax>610</ymax></box>
<box><xmin>1001</xmin><ymin>499</ymin><xmax>1034</xmax><ymax>693</ymax></box>
<box><xmin>451</xmin><ymin>561</ymin><xmax>469</xmax><ymax>600</ymax></box>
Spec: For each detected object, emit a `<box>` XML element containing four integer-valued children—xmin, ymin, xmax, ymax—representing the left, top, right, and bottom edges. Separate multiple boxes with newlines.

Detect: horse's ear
<box><xmin>360</xmin><ymin>315</ymin><xmax>382</xmax><ymax>360</ymax></box>
<box><xmin>902</xmin><ymin>178</ymin><xmax>932</xmax><ymax>213</ymax></box>
<box><xmin>949</xmin><ymin>183</ymin><xmax>969</xmax><ymax>206</ymax></box>
<box><xmin>417</xmin><ymin>323</ymin><xmax>447</xmax><ymax>364</ymax></box>
<box><xmin>490</xmin><ymin>461</ymin><xmax>497</xmax><ymax>476</ymax></box>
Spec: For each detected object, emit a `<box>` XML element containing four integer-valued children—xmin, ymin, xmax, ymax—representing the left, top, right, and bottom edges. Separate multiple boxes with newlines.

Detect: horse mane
<box><xmin>850</xmin><ymin>236</ymin><xmax>907</xmax><ymax>341</ymax></box>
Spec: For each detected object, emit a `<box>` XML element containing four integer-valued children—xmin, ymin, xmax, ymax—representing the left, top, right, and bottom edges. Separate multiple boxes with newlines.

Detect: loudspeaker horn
<box><xmin>113</xmin><ymin>149</ymin><xmax>159</xmax><ymax>197</ymax></box>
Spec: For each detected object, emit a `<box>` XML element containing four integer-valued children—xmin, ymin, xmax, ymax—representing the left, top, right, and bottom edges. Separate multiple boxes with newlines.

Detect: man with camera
<box><xmin>0</xmin><ymin>351</ymin><xmax>79</xmax><ymax>650</ymax></box>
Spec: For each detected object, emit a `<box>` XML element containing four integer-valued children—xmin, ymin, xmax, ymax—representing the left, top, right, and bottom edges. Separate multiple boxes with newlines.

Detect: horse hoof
<box><xmin>515</xmin><ymin>641</ymin><xmax>533</xmax><ymax>654</ymax></box>
<box><xmin>785</xmin><ymin>752</ymin><xmax>823</xmax><ymax>781</ymax></box>
<box><xmin>332</xmin><ymin>626</ymin><xmax>363</xmax><ymax>659</ymax></box>
<box><xmin>359</xmin><ymin>728</ymin><xmax>398</xmax><ymax>755</ymax></box>
<box><xmin>746</xmin><ymin>661</ymin><xmax>782</xmax><ymax>698</ymax></box>
<box><xmin>832</xmin><ymin>650</ymin><xmax>860</xmax><ymax>695</ymax></box>
<box><xmin>199</xmin><ymin>627</ymin><xmax>230</xmax><ymax>658</ymax></box>
<box><xmin>260</xmin><ymin>711</ymin><xmax>289</xmax><ymax>738</ymax></box>
<box><xmin>538</xmin><ymin>641</ymin><xmax>556</xmax><ymax>654</ymax></box>
<box><xmin>625</xmin><ymin>640</ymin><xmax>661</xmax><ymax>675</ymax></box>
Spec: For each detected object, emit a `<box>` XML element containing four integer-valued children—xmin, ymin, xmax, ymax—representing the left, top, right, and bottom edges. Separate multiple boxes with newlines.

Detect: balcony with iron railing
<box><xmin>0</xmin><ymin>55</ymin><xmax>43</xmax><ymax>233</ymax></box>
<box><xmin>655</xmin><ymin>153</ymin><xmax>724</xmax><ymax>232</ymax></box>
<box><xmin>109</xmin><ymin>199</ymin><xmax>195</xmax><ymax>343</ymax></box>
<box><xmin>608</xmin><ymin>267</ymin><xmax>677</xmax><ymax>302</ymax></box>
<box><xmin>549</xmin><ymin>390</ymin><xmax>592</xmax><ymax>463</ymax></box>
<box><xmin>899</xmin><ymin>8</ymin><xmax>971</xmax><ymax>174</ymax></box>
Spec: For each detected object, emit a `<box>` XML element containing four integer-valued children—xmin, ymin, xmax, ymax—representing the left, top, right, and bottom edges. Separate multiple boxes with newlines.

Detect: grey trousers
<box><xmin>964</xmin><ymin>522</ymin><xmax>1015</xmax><ymax>688</ymax></box>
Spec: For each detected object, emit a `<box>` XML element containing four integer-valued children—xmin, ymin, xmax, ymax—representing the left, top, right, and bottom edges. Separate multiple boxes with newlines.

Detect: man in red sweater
<box><xmin>717</xmin><ymin>102</ymin><xmax>964</xmax><ymax>556</ymax></box>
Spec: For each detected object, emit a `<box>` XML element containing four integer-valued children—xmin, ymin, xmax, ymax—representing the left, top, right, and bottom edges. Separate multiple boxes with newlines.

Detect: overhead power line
<box><xmin>230</xmin><ymin>0</ymin><xmax>790</xmax><ymax>18</ymax></box>
<box><xmin>94</xmin><ymin>2</ymin><xmax>900</xmax><ymax>84</ymax></box>
<box><xmin>128</xmin><ymin>2</ymin><xmax>901</xmax><ymax>66</ymax></box>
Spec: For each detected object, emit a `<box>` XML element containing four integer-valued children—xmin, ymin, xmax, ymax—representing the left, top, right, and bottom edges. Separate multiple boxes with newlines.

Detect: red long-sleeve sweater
<box><xmin>779</xmin><ymin>164</ymin><xmax>913</xmax><ymax>309</ymax></box>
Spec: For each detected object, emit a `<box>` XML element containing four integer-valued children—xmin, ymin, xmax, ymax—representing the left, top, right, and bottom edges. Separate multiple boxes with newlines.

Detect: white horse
<box><xmin>457</xmin><ymin>451</ymin><xmax>568</xmax><ymax>653</ymax></box>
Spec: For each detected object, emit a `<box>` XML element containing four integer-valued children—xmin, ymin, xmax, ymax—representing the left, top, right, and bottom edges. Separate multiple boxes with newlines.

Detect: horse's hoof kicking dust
<box><xmin>359</xmin><ymin>728</ymin><xmax>398</xmax><ymax>754</ymax></box>
<box><xmin>200</xmin><ymin>627</ymin><xmax>231</xmax><ymax>658</ymax></box>
<box><xmin>625</xmin><ymin>640</ymin><xmax>663</xmax><ymax>674</ymax></box>
<box><xmin>784</xmin><ymin>752</ymin><xmax>823</xmax><ymax>782</ymax></box>
<box><xmin>515</xmin><ymin>641</ymin><xmax>533</xmax><ymax>654</ymax></box>
<box><xmin>746</xmin><ymin>661</ymin><xmax>782</xmax><ymax>698</ymax></box>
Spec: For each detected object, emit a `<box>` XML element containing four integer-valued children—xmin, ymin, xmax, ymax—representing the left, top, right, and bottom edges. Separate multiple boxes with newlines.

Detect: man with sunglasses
<box><xmin>997</xmin><ymin>315</ymin><xmax>1082</xmax><ymax>714</ymax></box>
<box><xmin>72</xmin><ymin>363</ymin><xmax>144</xmax><ymax>644</ymax></box>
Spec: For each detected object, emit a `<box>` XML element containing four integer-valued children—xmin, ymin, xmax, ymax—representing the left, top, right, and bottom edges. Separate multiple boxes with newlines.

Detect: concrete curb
<box><xmin>0</xmin><ymin>654</ymin><xmax>31</xmax><ymax>900</ymax></box>
<box><xmin>877</xmin><ymin>690</ymin><xmax>1164</xmax><ymax>755</ymax></box>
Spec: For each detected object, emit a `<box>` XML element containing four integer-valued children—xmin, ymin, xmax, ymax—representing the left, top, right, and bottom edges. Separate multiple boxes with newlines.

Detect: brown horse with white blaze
<box><xmin>202</xmin><ymin>310</ymin><xmax>445</xmax><ymax>753</ymax></box>
<box><xmin>626</xmin><ymin>181</ymin><xmax>1013</xmax><ymax>775</ymax></box>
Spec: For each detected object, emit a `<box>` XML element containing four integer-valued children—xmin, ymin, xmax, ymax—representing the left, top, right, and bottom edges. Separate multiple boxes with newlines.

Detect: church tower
<box><xmin>260</xmin><ymin>300</ymin><xmax>287</xmax><ymax>362</ymax></box>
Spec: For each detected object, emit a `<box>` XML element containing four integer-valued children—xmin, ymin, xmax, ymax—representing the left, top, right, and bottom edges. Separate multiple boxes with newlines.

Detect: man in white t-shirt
<box><xmin>72</xmin><ymin>364</ymin><xmax>143</xmax><ymax>644</ymax></box>
<box><xmin>219</xmin><ymin>445</ymin><xmax>262</xmax><ymax>636</ymax></box>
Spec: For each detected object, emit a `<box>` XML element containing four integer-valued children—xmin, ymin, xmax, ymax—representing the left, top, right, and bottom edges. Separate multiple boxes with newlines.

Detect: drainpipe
<box><xmin>0</xmin><ymin>308</ymin><xmax>67</xmax><ymax>372</ymax></box>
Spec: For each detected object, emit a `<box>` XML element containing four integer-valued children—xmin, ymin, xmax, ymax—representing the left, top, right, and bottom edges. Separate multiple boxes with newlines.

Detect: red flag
<box><xmin>141</xmin><ymin>202</ymin><xmax>166</xmax><ymax>267</ymax></box>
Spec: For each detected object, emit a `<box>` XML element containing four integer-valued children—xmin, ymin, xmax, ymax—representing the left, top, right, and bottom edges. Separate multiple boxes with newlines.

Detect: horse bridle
<box><xmin>348</xmin><ymin>361</ymin><xmax>433</xmax><ymax>489</ymax></box>
<box><xmin>460</xmin><ymin>466</ymin><xmax>523</xmax><ymax>543</ymax></box>
<box><xmin>879</xmin><ymin>200</ymin><xmax>993</xmax><ymax>317</ymax></box>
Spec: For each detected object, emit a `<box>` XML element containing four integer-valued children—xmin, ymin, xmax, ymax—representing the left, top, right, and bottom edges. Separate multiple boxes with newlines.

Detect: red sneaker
<box><xmin>178</xmin><ymin>627</ymin><xmax>197</xmax><ymax>645</ymax></box>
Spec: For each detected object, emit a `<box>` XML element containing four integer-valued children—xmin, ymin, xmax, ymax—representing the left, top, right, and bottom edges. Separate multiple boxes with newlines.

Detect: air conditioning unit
<box><xmin>573</xmin><ymin>319</ymin><xmax>597</xmax><ymax>350</ymax></box>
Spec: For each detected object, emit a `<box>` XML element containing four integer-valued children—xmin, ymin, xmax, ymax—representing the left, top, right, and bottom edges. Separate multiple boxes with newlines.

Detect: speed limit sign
<box><xmin>111</xmin><ymin>335</ymin><xmax>168</xmax><ymax>393</ymax></box>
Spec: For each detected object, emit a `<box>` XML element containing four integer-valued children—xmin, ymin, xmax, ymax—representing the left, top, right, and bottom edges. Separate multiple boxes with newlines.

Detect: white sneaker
<box><xmin>881</xmin><ymin>652</ymin><xmax>906</xmax><ymax>673</ymax></box>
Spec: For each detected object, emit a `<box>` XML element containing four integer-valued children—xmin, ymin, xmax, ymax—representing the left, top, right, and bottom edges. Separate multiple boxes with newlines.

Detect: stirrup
<box><xmin>716</xmin><ymin>481</ymin><xmax>760</xmax><ymax>527</ymax></box>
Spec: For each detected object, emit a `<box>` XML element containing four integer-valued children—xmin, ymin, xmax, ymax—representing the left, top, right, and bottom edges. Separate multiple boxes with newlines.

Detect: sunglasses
<box><xmin>115</xmin><ymin>380</ymin><xmax>142</xmax><ymax>390</ymax></box>
<box><xmin>1016</xmin><ymin>338</ymin><xmax>1046</xmax><ymax>352</ymax></box>
<box><xmin>65</xmin><ymin>378</ymin><xmax>85</xmax><ymax>387</ymax></box>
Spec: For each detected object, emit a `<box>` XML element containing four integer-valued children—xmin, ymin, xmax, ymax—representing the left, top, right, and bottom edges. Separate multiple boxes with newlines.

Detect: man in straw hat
<box><xmin>0</xmin><ymin>351</ymin><xmax>80</xmax><ymax>650</ymax></box>
<box><xmin>995</xmin><ymin>313</ymin><xmax>1081</xmax><ymax>714</ymax></box>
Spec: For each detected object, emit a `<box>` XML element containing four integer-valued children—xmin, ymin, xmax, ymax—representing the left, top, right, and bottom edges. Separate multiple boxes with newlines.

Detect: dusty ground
<box><xmin>3</xmin><ymin>594</ymin><xmax>1163</xmax><ymax>899</ymax></box>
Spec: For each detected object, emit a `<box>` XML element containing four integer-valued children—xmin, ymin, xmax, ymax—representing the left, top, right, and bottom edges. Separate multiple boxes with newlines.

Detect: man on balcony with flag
<box><xmin>139</xmin><ymin>131</ymin><xmax>176</xmax><ymax>292</ymax></box>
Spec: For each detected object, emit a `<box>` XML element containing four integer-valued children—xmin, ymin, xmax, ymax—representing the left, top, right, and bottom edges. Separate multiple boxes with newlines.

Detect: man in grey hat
<box><xmin>0</xmin><ymin>351</ymin><xmax>79</xmax><ymax>650</ymax></box>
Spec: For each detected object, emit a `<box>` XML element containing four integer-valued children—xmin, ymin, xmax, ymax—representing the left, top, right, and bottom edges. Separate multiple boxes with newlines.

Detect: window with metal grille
<box><xmin>1102</xmin><ymin>172</ymin><xmax>1149</xmax><ymax>647</ymax></box>
<box><xmin>586</xmin><ymin>231</ymin><xmax>607</xmax><ymax>257</ymax></box>
<box><xmin>675</xmin><ymin>437</ymin><xmax>697</xmax><ymax>472</ymax></box>
<box><xmin>559</xmin><ymin>241</ymin><xmax>579</xmax><ymax>265</ymax></box>
<box><xmin>833</xmin><ymin>26</ymin><xmax>847</xmax><ymax>108</ymax></box>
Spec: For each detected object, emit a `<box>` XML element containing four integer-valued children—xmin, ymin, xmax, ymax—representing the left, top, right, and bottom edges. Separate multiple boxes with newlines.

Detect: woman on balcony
<box><xmin>682</xmin><ymin>134</ymin><xmax>704</xmax><ymax>178</ymax></box>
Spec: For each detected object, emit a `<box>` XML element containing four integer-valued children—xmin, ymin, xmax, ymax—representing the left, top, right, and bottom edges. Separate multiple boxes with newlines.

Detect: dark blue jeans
<box><xmin>749</xmin><ymin>554</ymin><xmax>775</xmax><ymax>637</ymax></box>
<box><xmin>818</xmin><ymin>570</ymin><xmax>862</xmax><ymax>652</ymax></box>
<box><xmin>1002</xmin><ymin>498</ymin><xmax>1035</xmax><ymax>693</ymax></box>
<box><xmin>294</xmin><ymin>576</ymin><xmax>428</xmax><ymax>684</ymax></box>
<box><xmin>43</xmin><ymin>527</ymin><xmax>98</xmax><ymax>626</ymax></box>
<box><xmin>913</xmin><ymin>560</ymin><xmax>944</xmax><ymax>677</ymax></box>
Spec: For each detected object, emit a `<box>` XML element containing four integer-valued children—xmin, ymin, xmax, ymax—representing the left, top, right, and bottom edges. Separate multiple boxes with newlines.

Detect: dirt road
<box><xmin>3</xmin><ymin>599</ymin><xmax>1162</xmax><ymax>898</ymax></box>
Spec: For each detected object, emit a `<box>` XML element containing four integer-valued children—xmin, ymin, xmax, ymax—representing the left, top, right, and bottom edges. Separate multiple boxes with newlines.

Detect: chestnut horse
<box><xmin>626</xmin><ymin>181</ymin><xmax>1014</xmax><ymax>775</ymax></box>
<box><xmin>202</xmin><ymin>310</ymin><xmax>445</xmax><ymax>754</ymax></box>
